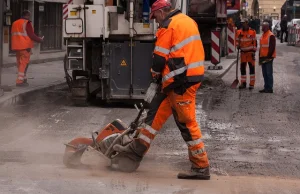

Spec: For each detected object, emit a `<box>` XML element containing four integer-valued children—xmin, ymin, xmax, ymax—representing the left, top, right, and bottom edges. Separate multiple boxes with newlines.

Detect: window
<box><xmin>9</xmin><ymin>1</ymin><xmax>29</xmax><ymax>53</ymax></box>
<box><xmin>40</xmin><ymin>2</ymin><xmax>63</xmax><ymax>51</ymax></box>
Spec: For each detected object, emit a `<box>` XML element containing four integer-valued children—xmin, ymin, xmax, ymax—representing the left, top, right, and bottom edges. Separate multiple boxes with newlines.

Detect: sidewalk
<box><xmin>0</xmin><ymin>55</ymin><xmax>236</xmax><ymax>106</ymax></box>
<box><xmin>3</xmin><ymin>51</ymin><xmax>65</xmax><ymax>68</ymax></box>
<box><xmin>0</xmin><ymin>61</ymin><xmax>65</xmax><ymax>106</ymax></box>
<box><xmin>204</xmin><ymin>54</ymin><xmax>237</xmax><ymax>79</ymax></box>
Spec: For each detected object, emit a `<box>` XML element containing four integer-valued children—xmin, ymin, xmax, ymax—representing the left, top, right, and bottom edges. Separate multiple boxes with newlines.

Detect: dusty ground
<box><xmin>0</xmin><ymin>40</ymin><xmax>300</xmax><ymax>193</ymax></box>
<box><xmin>203</xmin><ymin>41</ymin><xmax>300</xmax><ymax>179</ymax></box>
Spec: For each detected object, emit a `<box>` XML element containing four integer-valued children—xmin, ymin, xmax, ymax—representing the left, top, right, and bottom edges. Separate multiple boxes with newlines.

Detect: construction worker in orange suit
<box><xmin>113</xmin><ymin>0</ymin><xmax>210</xmax><ymax>180</ymax></box>
<box><xmin>11</xmin><ymin>10</ymin><xmax>44</xmax><ymax>87</ymax></box>
<box><xmin>235</xmin><ymin>18</ymin><xmax>257</xmax><ymax>90</ymax></box>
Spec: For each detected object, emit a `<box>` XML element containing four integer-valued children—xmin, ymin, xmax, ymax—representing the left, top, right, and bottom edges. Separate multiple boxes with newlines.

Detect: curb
<box><xmin>3</xmin><ymin>57</ymin><xmax>64</xmax><ymax>68</ymax></box>
<box><xmin>0</xmin><ymin>80</ymin><xmax>67</xmax><ymax>107</ymax></box>
<box><xmin>217</xmin><ymin>59</ymin><xmax>237</xmax><ymax>79</ymax></box>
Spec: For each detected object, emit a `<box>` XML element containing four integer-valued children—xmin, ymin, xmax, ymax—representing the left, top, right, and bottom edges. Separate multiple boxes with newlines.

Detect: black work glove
<box><xmin>259</xmin><ymin>57</ymin><xmax>272</xmax><ymax>65</ymax></box>
<box><xmin>152</xmin><ymin>74</ymin><xmax>162</xmax><ymax>84</ymax></box>
<box><xmin>252</xmin><ymin>52</ymin><xmax>256</xmax><ymax>60</ymax></box>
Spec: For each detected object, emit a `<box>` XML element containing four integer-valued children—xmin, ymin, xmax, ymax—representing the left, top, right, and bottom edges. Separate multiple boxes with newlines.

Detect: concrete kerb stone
<box><xmin>204</xmin><ymin>58</ymin><xmax>237</xmax><ymax>80</ymax></box>
<box><xmin>0</xmin><ymin>80</ymin><xmax>67</xmax><ymax>107</ymax></box>
<box><xmin>217</xmin><ymin>59</ymin><xmax>237</xmax><ymax>79</ymax></box>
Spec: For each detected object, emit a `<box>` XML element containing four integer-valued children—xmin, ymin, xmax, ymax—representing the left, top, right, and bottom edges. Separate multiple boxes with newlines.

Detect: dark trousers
<box><xmin>261</xmin><ymin>60</ymin><xmax>274</xmax><ymax>90</ymax></box>
<box><xmin>281</xmin><ymin>30</ymin><xmax>288</xmax><ymax>42</ymax></box>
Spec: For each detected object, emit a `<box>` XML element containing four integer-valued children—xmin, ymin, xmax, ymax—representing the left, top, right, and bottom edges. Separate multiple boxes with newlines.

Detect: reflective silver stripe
<box><xmin>170</xmin><ymin>35</ymin><xmax>201</xmax><ymax>52</ymax></box>
<box><xmin>240</xmin><ymin>38</ymin><xmax>253</xmax><ymax>41</ymax></box>
<box><xmin>12</xmin><ymin>21</ymin><xmax>28</xmax><ymax>37</ymax></box>
<box><xmin>241</xmin><ymin>46</ymin><xmax>256</xmax><ymax>51</ymax></box>
<box><xmin>260</xmin><ymin>33</ymin><xmax>272</xmax><ymax>48</ymax></box>
<box><xmin>12</xmin><ymin>32</ymin><xmax>27</xmax><ymax>36</ymax></box>
<box><xmin>155</xmin><ymin>35</ymin><xmax>201</xmax><ymax>56</ymax></box>
<box><xmin>18</xmin><ymin>72</ymin><xmax>25</xmax><ymax>76</ymax></box>
<box><xmin>138</xmin><ymin>134</ymin><xmax>151</xmax><ymax>144</ymax></box>
<box><xmin>261</xmin><ymin>44</ymin><xmax>269</xmax><ymax>48</ymax></box>
<box><xmin>154</xmin><ymin>46</ymin><xmax>170</xmax><ymax>55</ymax></box>
<box><xmin>240</xmin><ymin>37</ymin><xmax>256</xmax><ymax>41</ymax></box>
<box><xmin>162</xmin><ymin>60</ymin><xmax>204</xmax><ymax>82</ymax></box>
<box><xmin>144</xmin><ymin>124</ymin><xmax>158</xmax><ymax>136</ymax></box>
<box><xmin>186</xmin><ymin>138</ymin><xmax>202</xmax><ymax>146</ymax></box>
<box><xmin>191</xmin><ymin>147</ymin><xmax>206</xmax><ymax>156</ymax></box>
<box><xmin>17</xmin><ymin>76</ymin><xmax>24</xmax><ymax>80</ymax></box>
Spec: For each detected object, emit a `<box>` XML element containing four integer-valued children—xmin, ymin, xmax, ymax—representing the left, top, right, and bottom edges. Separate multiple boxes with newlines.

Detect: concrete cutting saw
<box><xmin>63</xmin><ymin>103</ymin><xmax>147</xmax><ymax>172</ymax></box>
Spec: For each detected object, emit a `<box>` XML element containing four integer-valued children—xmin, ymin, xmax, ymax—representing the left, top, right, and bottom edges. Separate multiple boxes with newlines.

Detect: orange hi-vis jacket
<box><xmin>151</xmin><ymin>9</ymin><xmax>205</xmax><ymax>91</ymax></box>
<box><xmin>11</xmin><ymin>19</ymin><xmax>34</xmax><ymax>51</ymax></box>
<box><xmin>260</xmin><ymin>30</ymin><xmax>276</xmax><ymax>58</ymax></box>
<box><xmin>236</xmin><ymin>28</ymin><xmax>257</xmax><ymax>52</ymax></box>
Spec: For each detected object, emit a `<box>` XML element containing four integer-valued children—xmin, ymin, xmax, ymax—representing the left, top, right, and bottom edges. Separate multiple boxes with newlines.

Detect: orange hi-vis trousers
<box><xmin>16</xmin><ymin>50</ymin><xmax>31</xmax><ymax>84</ymax></box>
<box><xmin>134</xmin><ymin>83</ymin><xmax>209</xmax><ymax>169</ymax></box>
<box><xmin>240</xmin><ymin>52</ymin><xmax>255</xmax><ymax>86</ymax></box>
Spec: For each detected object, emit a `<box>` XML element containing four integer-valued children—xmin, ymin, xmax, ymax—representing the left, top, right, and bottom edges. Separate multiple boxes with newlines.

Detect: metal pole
<box><xmin>0</xmin><ymin>0</ymin><xmax>4</xmax><ymax>97</ymax></box>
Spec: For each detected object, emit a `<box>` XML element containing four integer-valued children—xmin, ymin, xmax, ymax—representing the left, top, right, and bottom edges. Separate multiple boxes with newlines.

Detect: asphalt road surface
<box><xmin>0</xmin><ymin>40</ymin><xmax>300</xmax><ymax>193</ymax></box>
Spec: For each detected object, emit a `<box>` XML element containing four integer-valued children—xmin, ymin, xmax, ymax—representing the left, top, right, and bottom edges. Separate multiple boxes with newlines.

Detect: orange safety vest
<box><xmin>259</xmin><ymin>30</ymin><xmax>276</xmax><ymax>58</ymax></box>
<box><xmin>153</xmin><ymin>11</ymin><xmax>205</xmax><ymax>90</ymax></box>
<box><xmin>235</xmin><ymin>28</ymin><xmax>257</xmax><ymax>52</ymax></box>
<box><xmin>11</xmin><ymin>19</ymin><xmax>34</xmax><ymax>50</ymax></box>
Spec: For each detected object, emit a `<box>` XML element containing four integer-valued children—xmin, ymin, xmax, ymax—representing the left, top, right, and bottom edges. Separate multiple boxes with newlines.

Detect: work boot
<box><xmin>16</xmin><ymin>82</ymin><xmax>29</xmax><ymax>87</ymax></box>
<box><xmin>249</xmin><ymin>85</ymin><xmax>254</xmax><ymax>90</ymax></box>
<box><xmin>177</xmin><ymin>167</ymin><xmax>210</xmax><ymax>180</ymax></box>
<box><xmin>239</xmin><ymin>83</ymin><xmax>246</xmax><ymax>89</ymax></box>
<box><xmin>259</xmin><ymin>89</ymin><xmax>273</xmax><ymax>93</ymax></box>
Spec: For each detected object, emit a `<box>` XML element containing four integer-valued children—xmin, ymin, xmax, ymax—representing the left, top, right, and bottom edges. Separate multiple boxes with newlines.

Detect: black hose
<box><xmin>84</xmin><ymin>3</ymin><xmax>87</xmax><ymax>39</ymax></box>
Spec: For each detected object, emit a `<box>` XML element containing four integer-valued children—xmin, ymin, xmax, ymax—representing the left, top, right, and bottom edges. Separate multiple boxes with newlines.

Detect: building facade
<box><xmin>244</xmin><ymin>0</ymin><xmax>284</xmax><ymax>20</ymax></box>
<box><xmin>2</xmin><ymin>0</ymin><xmax>66</xmax><ymax>65</ymax></box>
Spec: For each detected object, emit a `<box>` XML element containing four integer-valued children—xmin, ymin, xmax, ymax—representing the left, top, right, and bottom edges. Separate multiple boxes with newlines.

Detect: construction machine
<box><xmin>63</xmin><ymin>0</ymin><xmax>228</xmax><ymax>106</ymax></box>
<box><xmin>63</xmin><ymin>102</ymin><xmax>147</xmax><ymax>172</ymax></box>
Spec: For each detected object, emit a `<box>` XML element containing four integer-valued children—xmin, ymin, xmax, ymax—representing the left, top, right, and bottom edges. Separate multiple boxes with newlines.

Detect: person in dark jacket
<box><xmin>235</xmin><ymin>16</ymin><xmax>242</xmax><ymax>29</ymax></box>
<box><xmin>255</xmin><ymin>17</ymin><xmax>261</xmax><ymax>34</ymax></box>
<box><xmin>249</xmin><ymin>16</ymin><xmax>255</xmax><ymax>30</ymax></box>
<box><xmin>280</xmin><ymin>15</ymin><xmax>288</xmax><ymax>43</ymax></box>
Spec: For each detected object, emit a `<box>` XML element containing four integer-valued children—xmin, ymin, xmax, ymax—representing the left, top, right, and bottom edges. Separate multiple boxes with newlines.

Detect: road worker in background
<box><xmin>11</xmin><ymin>10</ymin><xmax>44</xmax><ymax>87</ymax></box>
<box><xmin>259</xmin><ymin>21</ymin><xmax>276</xmax><ymax>93</ymax></box>
<box><xmin>236</xmin><ymin>18</ymin><xmax>257</xmax><ymax>90</ymax></box>
<box><xmin>113</xmin><ymin>0</ymin><xmax>210</xmax><ymax>180</ymax></box>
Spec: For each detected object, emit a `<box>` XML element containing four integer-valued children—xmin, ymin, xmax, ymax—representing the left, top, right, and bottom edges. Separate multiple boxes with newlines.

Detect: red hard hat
<box><xmin>150</xmin><ymin>0</ymin><xmax>171</xmax><ymax>20</ymax></box>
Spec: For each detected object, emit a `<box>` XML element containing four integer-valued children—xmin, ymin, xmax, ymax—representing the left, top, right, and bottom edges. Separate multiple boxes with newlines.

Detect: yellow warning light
<box><xmin>120</xmin><ymin>59</ymin><xmax>127</xmax><ymax>66</ymax></box>
<box><xmin>143</xmin><ymin>23</ymin><xmax>150</xmax><ymax>28</ymax></box>
<box><xmin>70</xmin><ymin>11</ymin><xmax>77</xmax><ymax>16</ymax></box>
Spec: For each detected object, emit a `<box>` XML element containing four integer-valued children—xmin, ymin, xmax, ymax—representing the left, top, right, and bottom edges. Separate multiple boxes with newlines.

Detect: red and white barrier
<box><xmin>227</xmin><ymin>26</ymin><xmax>235</xmax><ymax>54</ymax></box>
<box><xmin>296</xmin><ymin>28</ymin><xmax>300</xmax><ymax>46</ymax></box>
<box><xmin>211</xmin><ymin>30</ymin><xmax>221</xmax><ymax>65</ymax></box>
<box><xmin>63</xmin><ymin>0</ymin><xmax>73</xmax><ymax>20</ymax></box>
